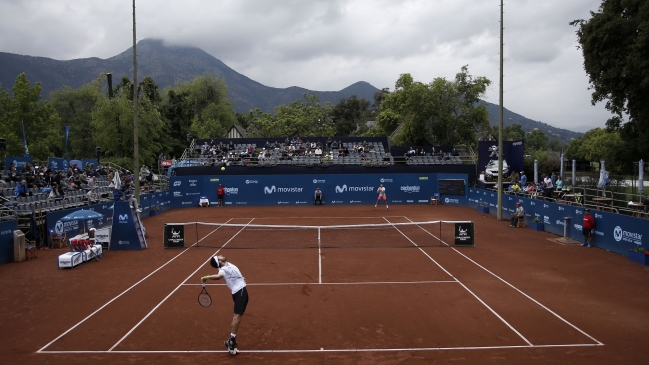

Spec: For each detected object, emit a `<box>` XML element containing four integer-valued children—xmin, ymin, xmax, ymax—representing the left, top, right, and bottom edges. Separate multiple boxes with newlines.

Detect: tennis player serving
<box><xmin>202</xmin><ymin>255</ymin><xmax>249</xmax><ymax>355</ymax></box>
<box><xmin>374</xmin><ymin>183</ymin><xmax>389</xmax><ymax>210</ymax></box>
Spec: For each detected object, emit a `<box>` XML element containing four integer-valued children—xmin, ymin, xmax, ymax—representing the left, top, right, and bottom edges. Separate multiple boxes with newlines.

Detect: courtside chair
<box><xmin>516</xmin><ymin>216</ymin><xmax>525</xmax><ymax>228</ymax></box>
<box><xmin>50</xmin><ymin>229</ymin><xmax>68</xmax><ymax>249</ymax></box>
<box><xmin>25</xmin><ymin>238</ymin><xmax>37</xmax><ymax>260</ymax></box>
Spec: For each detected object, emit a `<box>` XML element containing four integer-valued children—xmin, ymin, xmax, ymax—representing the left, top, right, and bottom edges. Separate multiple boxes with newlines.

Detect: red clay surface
<box><xmin>1</xmin><ymin>205</ymin><xmax>648</xmax><ymax>364</ymax></box>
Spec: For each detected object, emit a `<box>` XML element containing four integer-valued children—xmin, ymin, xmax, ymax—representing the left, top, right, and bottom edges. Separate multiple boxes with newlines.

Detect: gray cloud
<box><xmin>0</xmin><ymin>0</ymin><xmax>609</xmax><ymax>130</ymax></box>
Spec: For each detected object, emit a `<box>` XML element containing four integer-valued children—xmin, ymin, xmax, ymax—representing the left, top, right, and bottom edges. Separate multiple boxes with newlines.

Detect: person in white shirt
<box><xmin>202</xmin><ymin>255</ymin><xmax>249</xmax><ymax>355</ymax></box>
<box><xmin>374</xmin><ymin>183</ymin><xmax>389</xmax><ymax>210</ymax></box>
<box><xmin>543</xmin><ymin>173</ymin><xmax>554</xmax><ymax>198</ymax></box>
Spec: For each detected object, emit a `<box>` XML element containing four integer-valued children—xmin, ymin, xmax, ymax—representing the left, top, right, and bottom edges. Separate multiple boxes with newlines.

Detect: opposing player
<box><xmin>202</xmin><ymin>255</ymin><xmax>249</xmax><ymax>355</ymax></box>
<box><xmin>374</xmin><ymin>183</ymin><xmax>389</xmax><ymax>210</ymax></box>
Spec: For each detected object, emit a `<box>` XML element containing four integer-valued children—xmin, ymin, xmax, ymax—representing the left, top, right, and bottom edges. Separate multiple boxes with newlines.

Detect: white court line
<box><xmin>318</xmin><ymin>227</ymin><xmax>322</xmax><ymax>284</ymax></box>
<box><xmin>406</xmin><ymin>217</ymin><xmax>603</xmax><ymax>346</ymax></box>
<box><xmin>36</xmin><ymin>218</ymin><xmax>235</xmax><ymax>354</ymax></box>
<box><xmin>107</xmin><ymin>219</ymin><xmax>255</xmax><ymax>352</ymax></box>
<box><xmin>181</xmin><ymin>280</ymin><xmax>458</xmax><ymax>286</ymax></box>
<box><xmin>384</xmin><ymin>217</ymin><xmax>533</xmax><ymax>346</ymax></box>
<box><xmin>38</xmin><ymin>342</ymin><xmax>603</xmax><ymax>355</ymax></box>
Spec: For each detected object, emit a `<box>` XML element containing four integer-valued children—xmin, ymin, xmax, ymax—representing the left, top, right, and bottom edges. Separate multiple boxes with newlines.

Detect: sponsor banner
<box><xmin>170</xmin><ymin>176</ymin><xmax>204</xmax><ymax>208</ymax></box>
<box><xmin>46</xmin><ymin>203</ymin><xmax>112</xmax><ymax>247</ymax></box>
<box><xmin>48</xmin><ymin>157</ymin><xmax>69</xmax><ymax>171</ymax></box>
<box><xmin>468</xmin><ymin>188</ymin><xmax>649</xmax><ymax>255</ymax></box>
<box><xmin>110</xmin><ymin>201</ymin><xmax>142</xmax><ymax>251</ymax></box>
<box><xmin>170</xmin><ymin>173</ymin><xmax>450</xmax><ymax>207</ymax></box>
<box><xmin>454</xmin><ymin>222</ymin><xmax>474</xmax><ymax>246</ymax></box>
<box><xmin>82</xmin><ymin>159</ymin><xmax>99</xmax><ymax>168</ymax></box>
<box><xmin>0</xmin><ymin>220</ymin><xmax>18</xmax><ymax>265</ymax></box>
<box><xmin>164</xmin><ymin>224</ymin><xmax>185</xmax><ymax>248</ymax></box>
<box><xmin>5</xmin><ymin>156</ymin><xmax>33</xmax><ymax>170</ymax></box>
<box><xmin>477</xmin><ymin>140</ymin><xmax>524</xmax><ymax>178</ymax></box>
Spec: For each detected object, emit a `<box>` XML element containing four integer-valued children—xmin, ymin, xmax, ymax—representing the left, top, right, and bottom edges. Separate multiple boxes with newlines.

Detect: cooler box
<box><xmin>58</xmin><ymin>252</ymin><xmax>84</xmax><ymax>269</ymax></box>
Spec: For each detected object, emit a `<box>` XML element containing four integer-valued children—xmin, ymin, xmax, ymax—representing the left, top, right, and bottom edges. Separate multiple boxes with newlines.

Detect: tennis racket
<box><xmin>198</xmin><ymin>283</ymin><xmax>212</xmax><ymax>308</ymax></box>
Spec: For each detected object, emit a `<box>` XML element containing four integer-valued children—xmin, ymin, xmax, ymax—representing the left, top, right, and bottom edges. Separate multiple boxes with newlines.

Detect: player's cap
<box><xmin>516</xmin><ymin>202</ymin><xmax>521</xmax><ymax>205</ymax></box>
<box><xmin>316</xmin><ymin>187</ymin><xmax>320</xmax><ymax>190</ymax></box>
<box><xmin>209</xmin><ymin>256</ymin><xmax>220</xmax><ymax>268</ymax></box>
<box><xmin>584</xmin><ymin>209</ymin><xmax>590</xmax><ymax>212</ymax></box>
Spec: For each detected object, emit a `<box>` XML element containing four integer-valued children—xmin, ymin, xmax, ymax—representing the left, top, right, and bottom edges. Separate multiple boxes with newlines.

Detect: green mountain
<box><xmin>484</xmin><ymin>103</ymin><xmax>583</xmax><ymax>144</ymax></box>
<box><xmin>0</xmin><ymin>38</ymin><xmax>583</xmax><ymax>142</ymax></box>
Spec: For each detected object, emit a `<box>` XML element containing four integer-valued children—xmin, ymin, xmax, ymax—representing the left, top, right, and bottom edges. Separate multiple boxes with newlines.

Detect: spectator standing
<box><xmin>582</xmin><ymin>209</ymin><xmax>595</xmax><ymax>247</ymax></box>
<box><xmin>217</xmin><ymin>184</ymin><xmax>225</xmax><ymax>207</ymax></box>
<box><xmin>510</xmin><ymin>170</ymin><xmax>520</xmax><ymax>185</ymax></box>
<box><xmin>520</xmin><ymin>171</ymin><xmax>527</xmax><ymax>186</ymax></box>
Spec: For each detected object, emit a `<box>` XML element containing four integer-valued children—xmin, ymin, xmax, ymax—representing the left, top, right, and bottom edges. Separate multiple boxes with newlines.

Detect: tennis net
<box><xmin>164</xmin><ymin>220</ymin><xmax>475</xmax><ymax>250</ymax></box>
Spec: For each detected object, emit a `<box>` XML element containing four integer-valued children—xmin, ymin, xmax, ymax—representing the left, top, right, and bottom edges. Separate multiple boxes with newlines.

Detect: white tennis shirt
<box><xmin>220</xmin><ymin>263</ymin><xmax>246</xmax><ymax>294</ymax></box>
<box><xmin>378</xmin><ymin>187</ymin><xmax>386</xmax><ymax>196</ymax></box>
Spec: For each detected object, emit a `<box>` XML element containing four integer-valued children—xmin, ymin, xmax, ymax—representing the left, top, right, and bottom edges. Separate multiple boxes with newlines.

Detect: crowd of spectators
<box><xmin>196</xmin><ymin>137</ymin><xmax>383</xmax><ymax>166</ymax></box>
<box><xmin>1</xmin><ymin>160</ymin><xmax>154</xmax><ymax>206</ymax></box>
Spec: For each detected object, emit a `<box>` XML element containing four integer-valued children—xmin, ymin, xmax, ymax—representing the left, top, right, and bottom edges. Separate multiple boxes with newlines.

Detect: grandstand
<box><xmin>168</xmin><ymin>136</ymin><xmax>476</xmax><ymax>171</ymax></box>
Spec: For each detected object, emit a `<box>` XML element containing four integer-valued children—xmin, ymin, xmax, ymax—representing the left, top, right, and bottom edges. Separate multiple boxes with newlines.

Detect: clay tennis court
<box><xmin>1</xmin><ymin>205</ymin><xmax>648</xmax><ymax>365</ymax></box>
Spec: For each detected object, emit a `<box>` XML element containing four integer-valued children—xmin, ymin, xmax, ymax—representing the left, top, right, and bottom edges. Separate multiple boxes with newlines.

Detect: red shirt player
<box><xmin>582</xmin><ymin>209</ymin><xmax>595</xmax><ymax>247</ymax></box>
<box><xmin>217</xmin><ymin>184</ymin><xmax>225</xmax><ymax>207</ymax></box>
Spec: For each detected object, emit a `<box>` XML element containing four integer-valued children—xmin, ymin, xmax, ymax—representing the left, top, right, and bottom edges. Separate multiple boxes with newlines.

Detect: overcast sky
<box><xmin>0</xmin><ymin>0</ymin><xmax>609</xmax><ymax>132</ymax></box>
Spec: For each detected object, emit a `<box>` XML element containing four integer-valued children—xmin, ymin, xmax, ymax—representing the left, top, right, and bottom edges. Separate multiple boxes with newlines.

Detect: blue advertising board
<box><xmin>0</xmin><ymin>220</ymin><xmax>18</xmax><ymax>265</ymax></box>
<box><xmin>82</xmin><ymin>159</ymin><xmax>99</xmax><ymax>168</ymax></box>
<box><xmin>468</xmin><ymin>188</ymin><xmax>649</xmax><ymax>256</ymax></box>
<box><xmin>5</xmin><ymin>156</ymin><xmax>33</xmax><ymax>170</ymax></box>
<box><xmin>48</xmin><ymin>157</ymin><xmax>70</xmax><ymax>171</ymax></box>
<box><xmin>170</xmin><ymin>173</ymin><xmax>468</xmax><ymax>208</ymax></box>
<box><xmin>110</xmin><ymin>201</ymin><xmax>142</xmax><ymax>250</ymax></box>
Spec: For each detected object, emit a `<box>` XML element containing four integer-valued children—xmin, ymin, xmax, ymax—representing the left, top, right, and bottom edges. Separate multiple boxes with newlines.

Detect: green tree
<box><xmin>185</xmin><ymin>73</ymin><xmax>236</xmax><ymax>139</ymax></box>
<box><xmin>331</xmin><ymin>95</ymin><xmax>371</xmax><ymax>136</ymax></box>
<box><xmin>525</xmin><ymin>129</ymin><xmax>549</xmax><ymax>152</ymax></box>
<box><xmin>571</xmin><ymin>0</ymin><xmax>649</xmax><ymax>158</ymax></box>
<box><xmin>91</xmin><ymin>91</ymin><xmax>163</xmax><ymax>170</ymax></box>
<box><xmin>50</xmin><ymin>77</ymin><xmax>105</xmax><ymax>159</ymax></box>
<box><xmin>246</xmin><ymin>94</ymin><xmax>335</xmax><ymax>138</ymax></box>
<box><xmin>378</xmin><ymin>66</ymin><xmax>491</xmax><ymax>147</ymax></box>
<box><xmin>565</xmin><ymin>128</ymin><xmax>626</xmax><ymax>173</ymax></box>
<box><xmin>0</xmin><ymin>73</ymin><xmax>60</xmax><ymax>160</ymax></box>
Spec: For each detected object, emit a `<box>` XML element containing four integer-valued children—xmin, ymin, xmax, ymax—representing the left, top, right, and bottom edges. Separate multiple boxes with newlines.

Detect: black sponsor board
<box><xmin>164</xmin><ymin>224</ymin><xmax>185</xmax><ymax>248</ymax></box>
<box><xmin>454</xmin><ymin>222</ymin><xmax>474</xmax><ymax>246</ymax></box>
<box><xmin>439</xmin><ymin>179</ymin><xmax>465</xmax><ymax>195</ymax></box>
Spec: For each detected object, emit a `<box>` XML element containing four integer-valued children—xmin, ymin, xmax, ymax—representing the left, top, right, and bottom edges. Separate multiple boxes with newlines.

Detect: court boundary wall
<box><xmin>468</xmin><ymin>187</ymin><xmax>649</xmax><ymax>256</ymax></box>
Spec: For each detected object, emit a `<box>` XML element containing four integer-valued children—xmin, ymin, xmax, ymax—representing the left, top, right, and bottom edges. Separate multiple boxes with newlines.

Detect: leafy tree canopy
<box><xmin>571</xmin><ymin>0</ymin><xmax>649</xmax><ymax>158</ymax></box>
<box><xmin>245</xmin><ymin>93</ymin><xmax>335</xmax><ymax>138</ymax></box>
<box><xmin>0</xmin><ymin>73</ymin><xmax>60</xmax><ymax>160</ymax></box>
<box><xmin>378</xmin><ymin>66</ymin><xmax>491</xmax><ymax>147</ymax></box>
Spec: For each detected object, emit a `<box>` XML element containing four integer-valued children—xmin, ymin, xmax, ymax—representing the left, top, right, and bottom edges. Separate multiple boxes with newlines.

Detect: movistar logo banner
<box><xmin>264</xmin><ymin>186</ymin><xmax>304</xmax><ymax>194</ymax></box>
<box><xmin>335</xmin><ymin>185</ymin><xmax>374</xmax><ymax>193</ymax></box>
